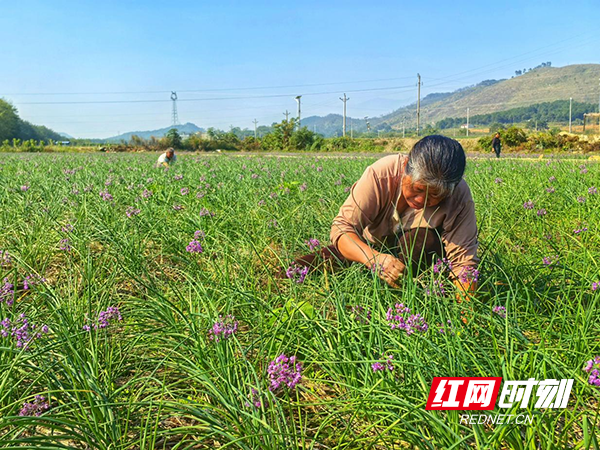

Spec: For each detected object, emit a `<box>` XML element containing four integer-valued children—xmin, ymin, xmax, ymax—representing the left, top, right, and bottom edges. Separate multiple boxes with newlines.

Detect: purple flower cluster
<box><xmin>19</xmin><ymin>395</ymin><xmax>50</xmax><ymax>416</ymax></box>
<box><xmin>583</xmin><ymin>356</ymin><xmax>600</xmax><ymax>387</ymax></box>
<box><xmin>186</xmin><ymin>232</ymin><xmax>204</xmax><ymax>253</ymax></box>
<box><xmin>492</xmin><ymin>305</ymin><xmax>506</xmax><ymax>318</ymax></box>
<box><xmin>0</xmin><ymin>250</ymin><xmax>11</xmax><ymax>267</ymax></box>
<box><xmin>351</xmin><ymin>305</ymin><xmax>371</xmax><ymax>324</ymax></box>
<box><xmin>23</xmin><ymin>274</ymin><xmax>45</xmax><ymax>290</ymax></box>
<box><xmin>386</xmin><ymin>304</ymin><xmax>428</xmax><ymax>335</ymax></box>
<box><xmin>589</xmin><ymin>187</ymin><xmax>598</xmax><ymax>195</ymax></box>
<box><xmin>245</xmin><ymin>388</ymin><xmax>268</xmax><ymax>409</ymax></box>
<box><xmin>285</xmin><ymin>263</ymin><xmax>309</xmax><ymax>284</ymax></box>
<box><xmin>21</xmin><ymin>185</ymin><xmax>30</xmax><ymax>192</ymax></box>
<box><xmin>172</xmin><ymin>204</ymin><xmax>184</xmax><ymax>211</ymax></box>
<box><xmin>573</xmin><ymin>227</ymin><xmax>588</xmax><ymax>235</ymax></box>
<box><xmin>59</xmin><ymin>238</ymin><xmax>72</xmax><ymax>252</ymax></box>
<box><xmin>305</xmin><ymin>238</ymin><xmax>320</xmax><ymax>251</ymax></box>
<box><xmin>425</xmin><ymin>280</ymin><xmax>446</xmax><ymax>297</ymax></box>
<box><xmin>549</xmin><ymin>176</ymin><xmax>556</xmax><ymax>183</ymax></box>
<box><xmin>180</xmin><ymin>187</ymin><xmax>189</xmax><ymax>195</ymax></box>
<box><xmin>83</xmin><ymin>306</ymin><xmax>122</xmax><ymax>331</ymax></box>
<box><xmin>199</xmin><ymin>207</ymin><xmax>215</xmax><ymax>217</ymax></box>
<box><xmin>174</xmin><ymin>174</ymin><xmax>183</xmax><ymax>181</ymax></box>
<box><xmin>99</xmin><ymin>189</ymin><xmax>113</xmax><ymax>202</ymax></box>
<box><xmin>459</xmin><ymin>267</ymin><xmax>480</xmax><ymax>283</ymax></box>
<box><xmin>299</xmin><ymin>182</ymin><xmax>307</xmax><ymax>192</ymax></box>
<box><xmin>546</xmin><ymin>187</ymin><xmax>555</xmax><ymax>193</ymax></box>
<box><xmin>433</xmin><ymin>258</ymin><xmax>453</xmax><ymax>274</ymax></box>
<box><xmin>494</xmin><ymin>178</ymin><xmax>503</xmax><ymax>184</ymax></box>
<box><xmin>536</xmin><ymin>209</ymin><xmax>547</xmax><ymax>217</ymax></box>
<box><xmin>267</xmin><ymin>354</ymin><xmax>302</xmax><ymax>392</ymax></box>
<box><xmin>592</xmin><ymin>282</ymin><xmax>599</xmax><ymax>291</ymax></box>
<box><xmin>523</xmin><ymin>201</ymin><xmax>534</xmax><ymax>210</ymax></box>
<box><xmin>439</xmin><ymin>320</ymin><xmax>453</xmax><ymax>334</ymax></box>
<box><xmin>577</xmin><ymin>196</ymin><xmax>586</xmax><ymax>203</ymax></box>
<box><xmin>372</xmin><ymin>354</ymin><xmax>394</xmax><ymax>372</ymax></box>
<box><xmin>1</xmin><ymin>279</ymin><xmax>14</xmax><ymax>305</ymax></box>
<box><xmin>61</xmin><ymin>224</ymin><xmax>74</xmax><ymax>233</ymax></box>
<box><xmin>125</xmin><ymin>206</ymin><xmax>141</xmax><ymax>218</ymax></box>
<box><xmin>142</xmin><ymin>189</ymin><xmax>153</xmax><ymax>199</ymax></box>
<box><xmin>208</xmin><ymin>314</ymin><xmax>238</xmax><ymax>342</ymax></box>
<box><xmin>1</xmin><ymin>314</ymin><xmax>49</xmax><ymax>349</ymax></box>
<box><xmin>542</xmin><ymin>255</ymin><xmax>558</xmax><ymax>266</ymax></box>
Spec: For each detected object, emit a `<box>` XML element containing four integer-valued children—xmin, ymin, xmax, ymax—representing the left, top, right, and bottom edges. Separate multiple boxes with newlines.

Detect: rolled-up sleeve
<box><xmin>330</xmin><ymin>167</ymin><xmax>382</xmax><ymax>250</ymax></box>
<box><xmin>442</xmin><ymin>198</ymin><xmax>480</xmax><ymax>278</ymax></box>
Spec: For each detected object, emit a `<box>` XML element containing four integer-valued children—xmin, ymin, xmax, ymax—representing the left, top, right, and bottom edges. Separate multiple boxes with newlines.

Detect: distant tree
<box><xmin>166</xmin><ymin>128</ymin><xmax>183</xmax><ymax>149</ymax></box>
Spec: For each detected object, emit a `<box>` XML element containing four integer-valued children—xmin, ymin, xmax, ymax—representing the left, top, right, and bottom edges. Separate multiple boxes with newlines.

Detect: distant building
<box><xmin>460</xmin><ymin>124</ymin><xmax>472</xmax><ymax>129</ymax></box>
<box><xmin>57</xmin><ymin>141</ymin><xmax>71</xmax><ymax>146</ymax></box>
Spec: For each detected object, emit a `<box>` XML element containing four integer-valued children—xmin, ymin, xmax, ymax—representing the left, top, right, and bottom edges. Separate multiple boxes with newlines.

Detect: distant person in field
<box><xmin>289</xmin><ymin>135</ymin><xmax>480</xmax><ymax>296</ymax></box>
<box><xmin>157</xmin><ymin>148</ymin><xmax>177</xmax><ymax>168</ymax></box>
<box><xmin>492</xmin><ymin>133</ymin><xmax>502</xmax><ymax>158</ymax></box>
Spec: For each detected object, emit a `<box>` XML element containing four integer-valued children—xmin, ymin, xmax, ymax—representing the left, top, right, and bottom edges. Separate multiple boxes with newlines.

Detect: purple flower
<box><xmin>299</xmin><ymin>183</ymin><xmax>307</xmax><ymax>192</ymax></box>
<box><xmin>83</xmin><ymin>306</ymin><xmax>122</xmax><ymax>331</ymax></box>
<box><xmin>125</xmin><ymin>206</ymin><xmax>141</xmax><ymax>218</ymax></box>
<box><xmin>21</xmin><ymin>185</ymin><xmax>30</xmax><ymax>192</ymax></box>
<box><xmin>549</xmin><ymin>176</ymin><xmax>556</xmax><ymax>183</ymax></box>
<box><xmin>99</xmin><ymin>189</ymin><xmax>113</xmax><ymax>202</ymax></box>
<box><xmin>542</xmin><ymin>255</ymin><xmax>558</xmax><ymax>266</ymax></box>
<box><xmin>186</xmin><ymin>239</ymin><xmax>203</xmax><ymax>254</ymax></box>
<box><xmin>372</xmin><ymin>354</ymin><xmax>394</xmax><ymax>372</ymax></box>
<box><xmin>583</xmin><ymin>356</ymin><xmax>600</xmax><ymax>387</ymax></box>
<box><xmin>459</xmin><ymin>267</ymin><xmax>480</xmax><ymax>283</ymax></box>
<box><xmin>59</xmin><ymin>238</ymin><xmax>72</xmax><ymax>252</ymax></box>
<box><xmin>267</xmin><ymin>354</ymin><xmax>302</xmax><ymax>392</ymax></box>
<box><xmin>285</xmin><ymin>263</ymin><xmax>309</xmax><ymax>284</ymax></box>
<box><xmin>251</xmin><ymin>173</ymin><xmax>259</xmax><ymax>179</ymax></box>
<box><xmin>592</xmin><ymin>282</ymin><xmax>599</xmax><ymax>291</ymax></box>
<box><xmin>19</xmin><ymin>395</ymin><xmax>50</xmax><ymax>416</ymax></box>
<box><xmin>1</xmin><ymin>314</ymin><xmax>49</xmax><ymax>349</ymax></box>
<box><xmin>194</xmin><ymin>230</ymin><xmax>205</xmax><ymax>240</ymax></box>
<box><xmin>196</xmin><ymin>191</ymin><xmax>205</xmax><ymax>199</ymax></box>
<box><xmin>1</xmin><ymin>279</ymin><xmax>14</xmax><ymax>306</ymax></box>
<box><xmin>573</xmin><ymin>227</ymin><xmax>588</xmax><ymax>235</ymax></box>
<box><xmin>199</xmin><ymin>207</ymin><xmax>214</xmax><ymax>217</ymax></box>
<box><xmin>492</xmin><ymin>306</ymin><xmax>506</xmax><ymax>318</ymax></box>
<box><xmin>245</xmin><ymin>387</ymin><xmax>268</xmax><ymax>409</ymax></box>
<box><xmin>523</xmin><ymin>201</ymin><xmax>534</xmax><ymax>210</ymax></box>
<box><xmin>305</xmin><ymin>238</ymin><xmax>320</xmax><ymax>251</ymax></box>
<box><xmin>433</xmin><ymin>258</ymin><xmax>453</xmax><ymax>274</ymax></box>
<box><xmin>577</xmin><ymin>196</ymin><xmax>586</xmax><ymax>203</ymax></box>
<box><xmin>180</xmin><ymin>187</ymin><xmax>189</xmax><ymax>195</ymax></box>
<box><xmin>174</xmin><ymin>174</ymin><xmax>183</xmax><ymax>181</ymax></box>
<box><xmin>545</xmin><ymin>187</ymin><xmax>555</xmax><ymax>193</ymax></box>
<box><xmin>208</xmin><ymin>314</ymin><xmax>238</xmax><ymax>342</ymax></box>
<box><xmin>0</xmin><ymin>250</ymin><xmax>11</xmax><ymax>267</ymax></box>
<box><xmin>258</xmin><ymin>200</ymin><xmax>265</xmax><ymax>206</ymax></box>
<box><xmin>172</xmin><ymin>204</ymin><xmax>184</xmax><ymax>211</ymax></box>
<box><xmin>23</xmin><ymin>274</ymin><xmax>45</xmax><ymax>291</ymax></box>
<box><xmin>425</xmin><ymin>280</ymin><xmax>446</xmax><ymax>297</ymax></box>
<box><xmin>439</xmin><ymin>320</ymin><xmax>453</xmax><ymax>334</ymax></box>
<box><xmin>589</xmin><ymin>187</ymin><xmax>598</xmax><ymax>195</ymax></box>
<box><xmin>142</xmin><ymin>189</ymin><xmax>153</xmax><ymax>199</ymax></box>
<box><xmin>581</xmin><ymin>168</ymin><xmax>588</xmax><ymax>174</ymax></box>
<box><xmin>536</xmin><ymin>209</ymin><xmax>547</xmax><ymax>217</ymax></box>
<box><xmin>386</xmin><ymin>304</ymin><xmax>428</xmax><ymax>335</ymax></box>
<box><xmin>268</xmin><ymin>219</ymin><xmax>278</xmax><ymax>228</ymax></box>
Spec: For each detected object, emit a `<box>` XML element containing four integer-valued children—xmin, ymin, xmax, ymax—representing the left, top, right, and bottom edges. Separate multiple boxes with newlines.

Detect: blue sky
<box><xmin>0</xmin><ymin>0</ymin><xmax>598</xmax><ymax>138</ymax></box>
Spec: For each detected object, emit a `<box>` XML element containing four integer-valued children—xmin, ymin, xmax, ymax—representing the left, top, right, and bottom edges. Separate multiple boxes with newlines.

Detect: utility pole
<box><xmin>365</xmin><ymin>116</ymin><xmax>370</xmax><ymax>133</ymax></box>
<box><xmin>284</xmin><ymin>110</ymin><xmax>290</xmax><ymax>121</ymax></box>
<box><xmin>569</xmin><ymin>98</ymin><xmax>572</xmax><ymax>133</ymax></box>
<box><xmin>402</xmin><ymin>119</ymin><xmax>405</xmax><ymax>138</ymax></box>
<box><xmin>295</xmin><ymin>95</ymin><xmax>302</xmax><ymax>129</ymax></box>
<box><xmin>350</xmin><ymin>119</ymin><xmax>353</xmax><ymax>139</ymax></box>
<box><xmin>253</xmin><ymin>119</ymin><xmax>258</xmax><ymax>140</ymax></box>
<box><xmin>339</xmin><ymin>93</ymin><xmax>349</xmax><ymax>137</ymax></box>
<box><xmin>416</xmin><ymin>74</ymin><xmax>422</xmax><ymax>136</ymax></box>
<box><xmin>466</xmin><ymin>107</ymin><xmax>470</xmax><ymax>137</ymax></box>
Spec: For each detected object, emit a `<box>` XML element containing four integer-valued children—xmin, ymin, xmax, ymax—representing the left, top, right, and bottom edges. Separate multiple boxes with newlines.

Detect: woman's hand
<box><xmin>368</xmin><ymin>253</ymin><xmax>406</xmax><ymax>288</ymax></box>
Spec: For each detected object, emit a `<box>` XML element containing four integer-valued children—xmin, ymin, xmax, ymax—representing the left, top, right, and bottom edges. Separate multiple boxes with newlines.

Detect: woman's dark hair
<box><xmin>405</xmin><ymin>135</ymin><xmax>466</xmax><ymax>197</ymax></box>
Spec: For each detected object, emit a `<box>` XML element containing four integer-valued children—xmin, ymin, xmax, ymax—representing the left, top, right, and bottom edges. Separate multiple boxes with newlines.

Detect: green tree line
<box><xmin>0</xmin><ymin>99</ymin><xmax>65</xmax><ymax>142</ymax></box>
<box><xmin>436</xmin><ymin>100</ymin><xmax>597</xmax><ymax>129</ymax></box>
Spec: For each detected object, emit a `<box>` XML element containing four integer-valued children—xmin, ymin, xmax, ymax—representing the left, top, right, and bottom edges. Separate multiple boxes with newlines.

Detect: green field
<box><xmin>0</xmin><ymin>153</ymin><xmax>599</xmax><ymax>449</ymax></box>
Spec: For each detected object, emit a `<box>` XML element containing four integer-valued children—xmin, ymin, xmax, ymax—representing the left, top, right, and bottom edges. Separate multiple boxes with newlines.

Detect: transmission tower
<box><xmin>171</xmin><ymin>91</ymin><xmax>180</xmax><ymax>127</ymax></box>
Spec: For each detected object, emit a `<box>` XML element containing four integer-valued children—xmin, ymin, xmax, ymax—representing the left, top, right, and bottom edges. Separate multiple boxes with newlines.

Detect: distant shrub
<box><xmin>502</xmin><ymin>127</ymin><xmax>528</xmax><ymax>147</ymax></box>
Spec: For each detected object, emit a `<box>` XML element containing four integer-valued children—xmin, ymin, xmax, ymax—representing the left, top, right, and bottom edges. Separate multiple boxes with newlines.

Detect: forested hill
<box><xmin>376</xmin><ymin>64</ymin><xmax>600</xmax><ymax>128</ymax></box>
<box><xmin>0</xmin><ymin>99</ymin><xmax>65</xmax><ymax>142</ymax></box>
